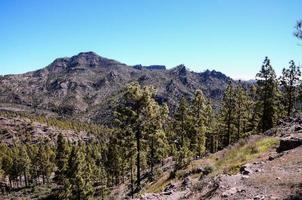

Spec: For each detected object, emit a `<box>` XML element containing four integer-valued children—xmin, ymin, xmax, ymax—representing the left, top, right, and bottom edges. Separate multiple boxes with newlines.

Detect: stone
<box><xmin>277</xmin><ymin>137</ymin><xmax>302</xmax><ymax>153</ymax></box>
<box><xmin>162</xmin><ymin>191</ymin><xmax>172</xmax><ymax>195</ymax></box>
<box><xmin>294</xmin><ymin>125</ymin><xmax>302</xmax><ymax>131</ymax></box>
<box><xmin>182</xmin><ymin>177</ymin><xmax>191</xmax><ymax>188</ymax></box>
<box><xmin>241</xmin><ymin>175</ymin><xmax>250</xmax><ymax>180</ymax></box>
<box><xmin>221</xmin><ymin>187</ymin><xmax>238</xmax><ymax>197</ymax></box>
<box><xmin>163</xmin><ymin>183</ymin><xmax>176</xmax><ymax>192</ymax></box>
<box><xmin>255</xmin><ymin>168</ymin><xmax>262</xmax><ymax>172</ymax></box>
<box><xmin>240</xmin><ymin>164</ymin><xmax>253</xmax><ymax>175</ymax></box>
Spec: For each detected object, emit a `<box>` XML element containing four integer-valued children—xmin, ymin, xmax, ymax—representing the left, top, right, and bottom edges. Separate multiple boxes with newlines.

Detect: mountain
<box><xmin>0</xmin><ymin>52</ymin><xmax>232</xmax><ymax>124</ymax></box>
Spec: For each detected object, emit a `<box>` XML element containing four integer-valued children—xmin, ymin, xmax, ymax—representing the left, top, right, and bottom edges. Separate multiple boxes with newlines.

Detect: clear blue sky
<box><xmin>0</xmin><ymin>0</ymin><xmax>301</xmax><ymax>79</ymax></box>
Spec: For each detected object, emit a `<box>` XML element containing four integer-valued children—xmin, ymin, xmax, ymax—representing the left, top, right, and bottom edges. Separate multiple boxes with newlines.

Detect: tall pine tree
<box><xmin>234</xmin><ymin>82</ymin><xmax>252</xmax><ymax>140</ymax></box>
<box><xmin>280</xmin><ymin>60</ymin><xmax>301</xmax><ymax>116</ymax></box>
<box><xmin>54</xmin><ymin>133</ymin><xmax>69</xmax><ymax>185</ymax></box>
<box><xmin>220</xmin><ymin>81</ymin><xmax>236</xmax><ymax>147</ymax></box>
<box><xmin>115</xmin><ymin>82</ymin><xmax>162</xmax><ymax>191</ymax></box>
<box><xmin>192</xmin><ymin>90</ymin><xmax>207</xmax><ymax>157</ymax></box>
<box><xmin>256</xmin><ymin>57</ymin><xmax>280</xmax><ymax>132</ymax></box>
<box><xmin>64</xmin><ymin>145</ymin><xmax>94</xmax><ymax>200</ymax></box>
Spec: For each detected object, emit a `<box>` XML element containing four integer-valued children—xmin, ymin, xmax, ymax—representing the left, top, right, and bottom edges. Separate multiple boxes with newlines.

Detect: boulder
<box><xmin>240</xmin><ymin>164</ymin><xmax>253</xmax><ymax>175</ymax></box>
<box><xmin>277</xmin><ymin>137</ymin><xmax>302</xmax><ymax>153</ymax></box>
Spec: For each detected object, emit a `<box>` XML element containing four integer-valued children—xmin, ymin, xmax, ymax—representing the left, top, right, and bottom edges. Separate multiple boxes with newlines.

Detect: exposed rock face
<box><xmin>0</xmin><ymin>52</ymin><xmax>233</xmax><ymax>124</ymax></box>
<box><xmin>277</xmin><ymin>134</ymin><xmax>302</xmax><ymax>152</ymax></box>
<box><xmin>265</xmin><ymin>116</ymin><xmax>302</xmax><ymax>153</ymax></box>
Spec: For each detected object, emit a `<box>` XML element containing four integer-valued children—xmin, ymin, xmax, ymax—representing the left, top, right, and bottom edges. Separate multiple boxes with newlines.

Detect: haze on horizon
<box><xmin>0</xmin><ymin>0</ymin><xmax>301</xmax><ymax>80</ymax></box>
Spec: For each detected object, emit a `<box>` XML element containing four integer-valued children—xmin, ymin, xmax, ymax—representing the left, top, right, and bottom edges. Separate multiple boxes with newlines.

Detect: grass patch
<box><xmin>144</xmin><ymin>172</ymin><xmax>171</xmax><ymax>193</ymax></box>
<box><xmin>142</xmin><ymin>136</ymin><xmax>279</xmax><ymax>194</ymax></box>
<box><xmin>212</xmin><ymin>137</ymin><xmax>279</xmax><ymax>175</ymax></box>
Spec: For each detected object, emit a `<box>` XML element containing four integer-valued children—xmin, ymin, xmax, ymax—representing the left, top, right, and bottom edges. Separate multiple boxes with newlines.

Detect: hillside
<box><xmin>131</xmin><ymin>117</ymin><xmax>302</xmax><ymax>200</ymax></box>
<box><xmin>1</xmin><ymin>52</ymin><xmax>301</xmax><ymax>200</ymax></box>
<box><xmin>0</xmin><ymin>52</ymin><xmax>232</xmax><ymax>124</ymax></box>
<box><xmin>0</xmin><ymin>110</ymin><xmax>110</xmax><ymax>145</ymax></box>
<box><xmin>1</xmin><ymin>116</ymin><xmax>301</xmax><ymax>200</ymax></box>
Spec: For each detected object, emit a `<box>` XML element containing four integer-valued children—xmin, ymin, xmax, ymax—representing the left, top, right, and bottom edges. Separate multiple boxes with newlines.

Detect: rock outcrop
<box><xmin>277</xmin><ymin>133</ymin><xmax>302</xmax><ymax>152</ymax></box>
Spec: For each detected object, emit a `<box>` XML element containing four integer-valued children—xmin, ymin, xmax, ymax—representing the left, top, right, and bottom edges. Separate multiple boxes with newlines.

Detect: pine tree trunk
<box><xmin>24</xmin><ymin>171</ymin><xmax>28</xmax><ymax>187</ymax></box>
<box><xmin>150</xmin><ymin>137</ymin><xmax>154</xmax><ymax>181</ymax></box>
<box><xmin>130</xmin><ymin>157</ymin><xmax>134</xmax><ymax>199</ymax></box>
<box><xmin>227</xmin><ymin>111</ymin><xmax>231</xmax><ymax>146</ymax></box>
<box><xmin>136</xmin><ymin>127</ymin><xmax>141</xmax><ymax>190</ymax></box>
<box><xmin>237</xmin><ymin>117</ymin><xmax>240</xmax><ymax>142</ymax></box>
<box><xmin>42</xmin><ymin>174</ymin><xmax>45</xmax><ymax>185</ymax></box>
<box><xmin>288</xmin><ymin>87</ymin><xmax>293</xmax><ymax>116</ymax></box>
<box><xmin>9</xmin><ymin>178</ymin><xmax>12</xmax><ymax>190</ymax></box>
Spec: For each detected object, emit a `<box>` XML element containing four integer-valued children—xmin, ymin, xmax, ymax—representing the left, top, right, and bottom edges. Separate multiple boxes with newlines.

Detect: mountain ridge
<box><xmin>0</xmin><ymin>51</ymin><xmax>234</xmax><ymax>124</ymax></box>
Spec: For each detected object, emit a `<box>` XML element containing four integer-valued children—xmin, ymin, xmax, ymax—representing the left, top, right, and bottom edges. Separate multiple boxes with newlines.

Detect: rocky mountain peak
<box><xmin>200</xmin><ymin>69</ymin><xmax>230</xmax><ymax>81</ymax></box>
<box><xmin>69</xmin><ymin>51</ymin><xmax>106</xmax><ymax>68</ymax></box>
<box><xmin>76</xmin><ymin>51</ymin><xmax>99</xmax><ymax>57</ymax></box>
<box><xmin>46</xmin><ymin>52</ymin><xmax>126</xmax><ymax>73</ymax></box>
<box><xmin>171</xmin><ymin>64</ymin><xmax>187</xmax><ymax>76</ymax></box>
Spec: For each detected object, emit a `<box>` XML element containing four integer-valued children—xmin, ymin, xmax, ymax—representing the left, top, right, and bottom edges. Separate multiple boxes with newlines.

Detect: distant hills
<box><xmin>0</xmin><ymin>52</ymin><xmax>234</xmax><ymax>124</ymax></box>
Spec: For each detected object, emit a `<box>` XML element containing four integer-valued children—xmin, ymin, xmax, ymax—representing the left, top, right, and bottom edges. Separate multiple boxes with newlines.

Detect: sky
<box><xmin>0</xmin><ymin>0</ymin><xmax>301</xmax><ymax>79</ymax></box>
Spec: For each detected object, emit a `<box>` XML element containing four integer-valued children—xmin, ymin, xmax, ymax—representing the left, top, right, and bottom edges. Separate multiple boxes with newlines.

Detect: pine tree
<box><xmin>256</xmin><ymin>57</ymin><xmax>280</xmax><ymax>132</ymax></box>
<box><xmin>105</xmin><ymin>137</ymin><xmax>123</xmax><ymax>186</ymax></box>
<box><xmin>192</xmin><ymin>90</ymin><xmax>207</xmax><ymax>157</ymax></box>
<box><xmin>174</xmin><ymin>97</ymin><xmax>191</xmax><ymax>148</ymax></box>
<box><xmin>234</xmin><ymin>82</ymin><xmax>251</xmax><ymax>140</ymax></box>
<box><xmin>175</xmin><ymin>139</ymin><xmax>193</xmax><ymax>169</ymax></box>
<box><xmin>17</xmin><ymin>145</ymin><xmax>31</xmax><ymax>187</ymax></box>
<box><xmin>204</xmin><ymin>100</ymin><xmax>218</xmax><ymax>153</ymax></box>
<box><xmin>115</xmin><ymin>82</ymin><xmax>160</xmax><ymax>191</ymax></box>
<box><xmin>1</xmin><ymin>145</ymin><xmax>14</xmax><ymax>188</ymax></box>
<box><xmin>36</xmin><ymin>145</ymin><xmax>55</xmax><ymax>184</ymax></box>
<box><xmin>64</xmin><ymin>145</ymin><xmax>94</xmax><ymax>200</ymax></box>
<box><xmin>280</xmin><ymin>60</ymin><xmax>301</xmax><ymax>116</ymax></box>
<box><xmin>114</xmin><ymin>108</ymin><xmax>136</xmax><ymax>196</ymax></box>
<box><xmin>247</xmin><ymin>85</ymin><xmax>260</xmax><ymax>133</ymax></box>
<box><xmin>54</xmin><ymin>133</ymin><xmax>69</xmax><ymax>185</ymax></box>
<box><xmin>144</xmin><ymin>101</ymin><xmax>169</xmax><ymax>181</ymax></box>
<box><xmin>220</xmin><ymin>81</ymin><xmax>236</xmax><ymax>147</ymax></box>
<box><xmin>294</xmin><ymin>20</ymin><xmax>302</xmax><ymax>40</ymax></box>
